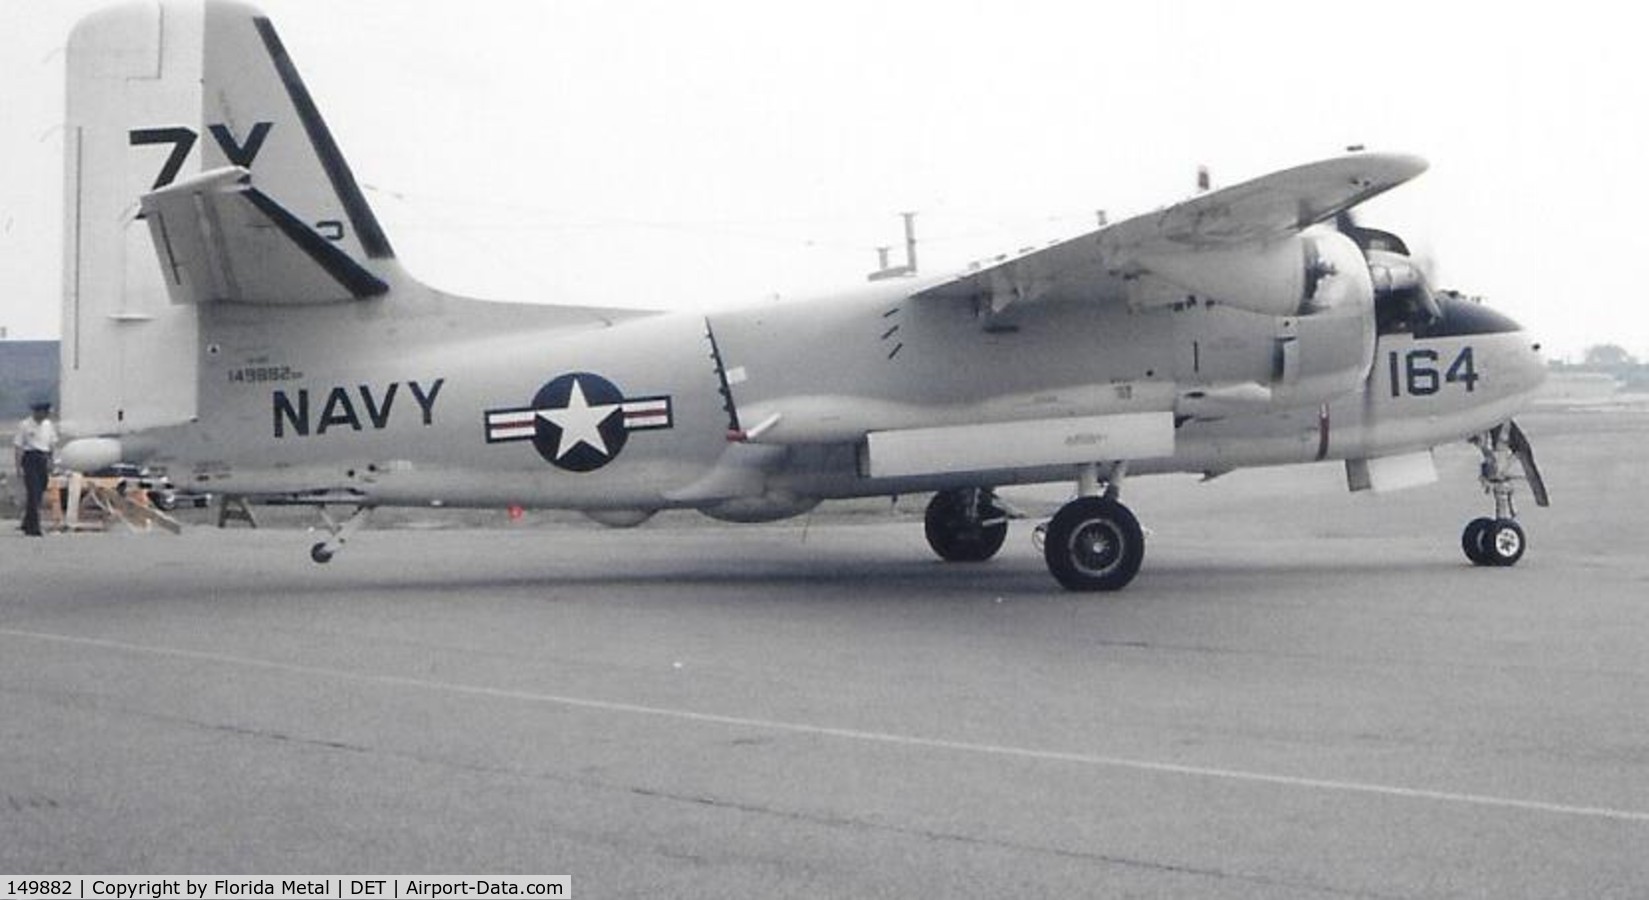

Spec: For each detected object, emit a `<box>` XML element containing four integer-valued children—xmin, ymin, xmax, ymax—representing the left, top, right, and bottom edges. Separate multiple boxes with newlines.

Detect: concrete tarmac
<box><xmin>2</xmin><ymin>407</ymin><xmax>1646</xmax><ymax>898</ymax></box>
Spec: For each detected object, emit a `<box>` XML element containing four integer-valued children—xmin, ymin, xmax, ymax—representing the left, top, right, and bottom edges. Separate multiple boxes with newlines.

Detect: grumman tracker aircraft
<box><xmin>57</xmin><ymin>0</ymin><xmax>1549</xmax><ymax>591</ymax></box>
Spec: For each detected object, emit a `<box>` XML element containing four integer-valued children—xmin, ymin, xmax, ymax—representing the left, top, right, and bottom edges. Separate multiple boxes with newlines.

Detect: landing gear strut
<box><xmin>1461</xmin><ymin>421</ymin><xmax>1547</xmax><ymax>567</ymax></box>
<box><xmin>309</xmin><ymin>504</ymin><xmax>374</xmax><ymax>564</ymax></box>
<box><xmin>1037</xmin><ymin>462</ymin><xmax>1144</xmax><ymax>592</ymax></box>
<box><xmin>924</xmin><ymin>488</ymin><xmax>1009</xmax><ymax>562</ymax></box>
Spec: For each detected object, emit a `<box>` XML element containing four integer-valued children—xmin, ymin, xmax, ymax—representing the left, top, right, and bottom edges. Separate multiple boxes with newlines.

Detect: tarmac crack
<box><xmin>5</xmin><ymin>794</ymin><xmax>61</xmax><ymax>814</ymax></box>
<box><xmin>7</xmin><ymin>628</ymin><xmax>1648</xmax><ymax>827</ymax></box>
<box><xmin>2</xmin><ymin>682</ymin><xmax>1397</xmax><ymax>897</ymax></box>
<box><xmin>619</xmin><ymin>783</ymin><xmax>1408</xmax><ymax>900</ymax></box>
<box><xmin>173</xmin><ymin>711</ymin><xmax>1410</xmax><ymax>900</ymax></box>
<box><xmin>1076</xmin><ymin>637</ymin><xmax>1649</xmax><ymax>683</ymax></box>
<box><xmin>1</xmin><ymin>682</ymin><xmax>380</xmax><ymax>757</ymax></box>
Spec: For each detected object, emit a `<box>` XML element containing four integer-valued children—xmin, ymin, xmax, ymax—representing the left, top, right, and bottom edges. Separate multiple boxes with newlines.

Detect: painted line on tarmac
<box><xmin>8</xmin><ymin>626</ymin><xmax>1649</xmax><ymax>824</ymax></box>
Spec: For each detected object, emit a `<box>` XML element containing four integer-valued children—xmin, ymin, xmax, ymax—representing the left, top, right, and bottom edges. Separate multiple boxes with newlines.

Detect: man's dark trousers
<box><xmin>20</xmin><ymin>450</ymin><xmax>49</xmax><ymax>536</ymax></box>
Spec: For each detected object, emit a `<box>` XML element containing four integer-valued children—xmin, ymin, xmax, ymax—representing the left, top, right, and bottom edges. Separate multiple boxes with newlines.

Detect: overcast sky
<box><xmin>3</xmin><ymin>0</ymin><xmax>1646</xmax><ymax>361</ymax></box>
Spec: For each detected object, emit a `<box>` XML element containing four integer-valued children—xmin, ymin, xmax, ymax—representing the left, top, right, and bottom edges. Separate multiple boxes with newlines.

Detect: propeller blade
<box><xmin>1338</xmin><ymin>216</ymin><xmax>1412</xmax><ymax>257</ymax></box>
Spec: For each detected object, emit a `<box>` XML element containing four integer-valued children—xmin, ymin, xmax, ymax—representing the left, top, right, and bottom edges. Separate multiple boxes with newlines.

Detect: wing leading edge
<box><xmin>913</xmin><ymin>152</ymin><xmax>1428</xmax><ymax>316</ymax></box>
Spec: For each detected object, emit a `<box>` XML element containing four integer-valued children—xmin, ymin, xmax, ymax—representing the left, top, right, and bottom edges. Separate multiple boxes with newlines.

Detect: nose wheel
<box><xmin>1462</xmin><ymin>516</ymin><xmax>1525</xmax><ymax>567</ymax></box>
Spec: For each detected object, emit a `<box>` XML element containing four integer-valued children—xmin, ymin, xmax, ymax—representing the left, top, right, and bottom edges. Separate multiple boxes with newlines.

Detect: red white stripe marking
<box><xmin>621</xmin><ymin>398</ymin><xmax>672</xmax><ymax>430</ymax></box>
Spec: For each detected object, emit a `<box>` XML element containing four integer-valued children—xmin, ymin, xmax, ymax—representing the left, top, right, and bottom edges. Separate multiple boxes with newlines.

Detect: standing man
<box><xmin>13</xmin><ymin>400</ymin><xmax>57</xmax><ymax>536</ymax></box>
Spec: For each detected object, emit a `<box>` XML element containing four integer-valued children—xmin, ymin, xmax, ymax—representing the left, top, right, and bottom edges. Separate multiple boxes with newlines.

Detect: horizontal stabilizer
<box><xmin>140</xmin><ymin>166</ymin><xmax>388</xmax><ymax>305</ymax></box>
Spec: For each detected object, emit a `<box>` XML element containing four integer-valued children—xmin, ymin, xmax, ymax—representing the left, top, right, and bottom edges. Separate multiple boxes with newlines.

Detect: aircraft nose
<box><xmin>1429</xmin><ymin>293</ymin><xmax>1546</xmax><ymax>394</ymax></box>
<box><xmin>1512</xmin><ymin>326</ymin><xmax>1548</xmax><ymax>392</ymax></box>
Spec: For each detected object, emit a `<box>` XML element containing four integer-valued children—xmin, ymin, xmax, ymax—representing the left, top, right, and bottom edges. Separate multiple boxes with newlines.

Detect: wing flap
<box><xmin>140</xmin><ymin>165</ymin><xmax>388</xmax><ymax>305</ymax></box>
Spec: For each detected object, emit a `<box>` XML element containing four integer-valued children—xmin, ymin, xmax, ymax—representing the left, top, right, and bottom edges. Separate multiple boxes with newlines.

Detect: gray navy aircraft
<box><xmin>56</xmin><ymin>0</ymin><xmax>1549</xmax><ymax>590</ymax></box>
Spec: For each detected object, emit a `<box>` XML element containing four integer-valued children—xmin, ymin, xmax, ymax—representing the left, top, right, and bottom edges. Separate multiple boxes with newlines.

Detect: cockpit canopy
<box><xmin>1377</xmin><ymin>289</ymin><xmax>1522</xmax><ymax>338</ymax></box>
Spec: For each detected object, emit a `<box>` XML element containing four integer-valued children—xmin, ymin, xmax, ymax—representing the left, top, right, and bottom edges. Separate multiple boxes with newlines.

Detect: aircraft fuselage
<box><xmin>122</xmin><ymin>280</ymin><xmax>1544</xmax><ymax>518</ymax></box>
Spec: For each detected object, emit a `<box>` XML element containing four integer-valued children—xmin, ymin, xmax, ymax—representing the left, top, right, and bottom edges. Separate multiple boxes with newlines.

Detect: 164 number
<box><xmin>1389</xmin><ymin>346</ymin><xmax>1478</xmax><ymax>397</ymax></box>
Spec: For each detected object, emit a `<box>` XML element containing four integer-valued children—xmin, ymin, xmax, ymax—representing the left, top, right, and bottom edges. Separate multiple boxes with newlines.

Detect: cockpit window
<box><xmin>1376</xmin><ymin>289</ymin><xmax>1520</xmax><ymax>337</ymax></box>
<box><xmin>1374</xmin><ymin>288</ymin><xmax>1430</xmax><ymax>335</ymax></box>
<box><xmin>1415</xmin><ymin>292</ymin><xmax>1522</xmax><ymax>338</ymax></box>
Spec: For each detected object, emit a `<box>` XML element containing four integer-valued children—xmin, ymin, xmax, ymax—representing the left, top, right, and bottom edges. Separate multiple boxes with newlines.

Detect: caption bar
<box><xmin>2</xmin><ymin>880</ymin><xmax>568</xmax><ymax>900</ymax></box>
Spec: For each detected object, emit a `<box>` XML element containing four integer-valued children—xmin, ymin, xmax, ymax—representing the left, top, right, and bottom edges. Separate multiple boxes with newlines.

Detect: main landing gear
<box><xmin>1035</xmin><ymin>462</ymin><xmax>1144</xmax><ymax>592</ymax></box>
<box><xmin>924</xmin><ymin>488</ymin><xmax>1010</xmax><ymax>562</ymax></box>
<box><xmin>309</xmin><ymin>504</ymin><xmax>374</xmax><ymax>564</ymax></box>
<box><xmin>1461</xmin><ymin>421</ymin><xmax>1548</xmax><ymax>568</ymax></box>
<box><xmin>925</xmin><ymin>468</ymin><xmax>1145</xmax><ymax>591</ymax></box>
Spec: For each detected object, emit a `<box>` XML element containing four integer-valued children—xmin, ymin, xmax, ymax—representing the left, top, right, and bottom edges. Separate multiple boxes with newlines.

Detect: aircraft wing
<box><xmin>913</xmin><ymin>153</ymin><xmax>1427</xmax><ymax>316</ymax></box>
<box><xmin>139</xmin><ymin>166</ymin><xmax>389</xmax><ymax>305</ymax></box>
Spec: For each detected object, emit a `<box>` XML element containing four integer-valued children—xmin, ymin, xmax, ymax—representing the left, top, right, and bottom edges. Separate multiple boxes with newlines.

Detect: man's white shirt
<box><xmin>14</xmin><ymin>417</ymin><xmax>57</xmax><ymax>453</ymax></box>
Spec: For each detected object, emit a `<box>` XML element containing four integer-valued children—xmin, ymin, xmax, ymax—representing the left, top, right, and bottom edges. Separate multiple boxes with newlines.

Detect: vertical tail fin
<box><xmin>203</xmin><ymin>5</ymin><xmax>396</xmax><ymax>264</ymax></box>
<box><xmin>62</xmin><ymin>0</ymin><xmax>397</xmax><ymax>435</ymax></box>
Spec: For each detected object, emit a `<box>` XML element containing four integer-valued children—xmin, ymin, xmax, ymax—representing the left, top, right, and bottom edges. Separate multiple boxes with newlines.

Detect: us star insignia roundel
<box><xmin>484</xmin><ymin>372</ymin><xmax>673</xmax><ymax>472</ymax></box>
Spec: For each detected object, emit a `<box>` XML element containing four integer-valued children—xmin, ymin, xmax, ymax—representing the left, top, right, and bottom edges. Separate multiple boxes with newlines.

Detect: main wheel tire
<box><xmin>1461</xmin><ymin>517</ymin><xmax>1495</xmax><ymax>566</ymax></box>
<box><xmin>310</xmin><ymin>542</ymin><xmax>334</xmax><ymax>564</ymax></box>
<box><xmin>924</xmin><ymin>490</ymin><xmax>1008</xmax><ymax>563</ymax></box>
<box><xmin>1043</xmin><ymin>497</ymin><xmax>1144</xmax><ymax>591</ymax></box>
<box><xmin>1481</xmin><ymin>518</ymin><xmax>1526</xmax><ymax>567</ymax></box>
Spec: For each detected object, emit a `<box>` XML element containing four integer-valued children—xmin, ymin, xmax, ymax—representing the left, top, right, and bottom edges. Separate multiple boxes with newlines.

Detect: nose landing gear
<box><xmin>1462</xmin><ymin>421</ymin><xmax>1547</xmax><ymax>567</ymax></box>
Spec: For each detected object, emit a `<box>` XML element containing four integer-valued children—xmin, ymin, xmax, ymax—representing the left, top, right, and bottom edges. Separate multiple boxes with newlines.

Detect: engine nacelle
<box><xmin>1277</xmin><ymin>229</ymin><xmax>1377</xmax><ymax>405</ymax></box>
<box><xmin>1174</xmin><ymin>228</ymin><xmax>1377</xmax><ymax>416</ymax></box>
<box><xmin>1137</xmin><ymin>227</ymin><xmax>1373</xmax><ymax>325</ymax></box>
<box><xmin>1137</xmin><ymin>236</ymin><xmax>1307</xmax><ymax>317</ymax></box>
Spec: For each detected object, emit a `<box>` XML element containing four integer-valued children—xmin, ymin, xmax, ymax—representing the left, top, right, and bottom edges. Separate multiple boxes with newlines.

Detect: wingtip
<box><xmin>1347</xmin><ymin>150</ymin><xmax>1430</xmax><ymax>184</ymax></box>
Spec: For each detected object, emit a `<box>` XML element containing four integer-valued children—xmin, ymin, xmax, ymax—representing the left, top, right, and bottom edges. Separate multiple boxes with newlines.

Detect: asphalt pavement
<box><xmin>2</xmin><ymin>407</ymin><xmax>1645</xmax><ymax>898</ymax></box>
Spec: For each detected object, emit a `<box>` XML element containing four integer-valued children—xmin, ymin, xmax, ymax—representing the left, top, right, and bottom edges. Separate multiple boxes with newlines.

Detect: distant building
<box><xmin>1539</xmin><ymin>370</ymin><xmax>1621</xmax><ymax>406</ymax></box>
<box><xmin>0</xmin><ymin>340</ymin><xmax>60</xmax><ymax>420</ymax></box>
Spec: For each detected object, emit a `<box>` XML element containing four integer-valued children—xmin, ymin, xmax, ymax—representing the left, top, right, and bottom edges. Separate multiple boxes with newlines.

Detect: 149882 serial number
<box><xmin>227</xmin><ymin>365</ymin><xmax>302</xmax><ymax>384</ymax></box>
<box><xmin>8</xmin><ymin>881</ymin><xmax>75</xmax><ymax>896</ymax></box>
